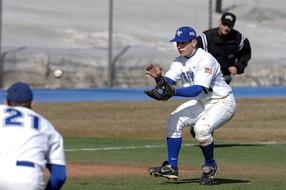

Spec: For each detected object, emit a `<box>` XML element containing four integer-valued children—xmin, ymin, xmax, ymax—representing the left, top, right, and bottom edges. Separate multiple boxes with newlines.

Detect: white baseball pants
<box><xmin>167</xmin><ymin>93</ymin><xmax>236</xmax><ymax>146</ymax></box>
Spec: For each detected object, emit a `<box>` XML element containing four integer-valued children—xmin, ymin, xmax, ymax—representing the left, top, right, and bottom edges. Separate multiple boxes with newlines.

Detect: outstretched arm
<box><xmin>175</xmin><ymin>85</ymin><xmax>204</xmax><ymax>97</ymax></box>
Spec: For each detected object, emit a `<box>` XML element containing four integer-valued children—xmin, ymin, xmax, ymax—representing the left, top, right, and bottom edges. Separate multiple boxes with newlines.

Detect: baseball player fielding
<box><xmin>145</xmin><ymin>26</ymin><xmax>236</xmax><ymax>185</ymax></box>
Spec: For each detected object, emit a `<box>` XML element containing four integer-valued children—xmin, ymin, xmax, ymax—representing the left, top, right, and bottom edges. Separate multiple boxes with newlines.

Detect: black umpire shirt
<box><xmin>197</xmin><ymin>28</ymin><xmax>251</xmax><ymax>77</ymax></box>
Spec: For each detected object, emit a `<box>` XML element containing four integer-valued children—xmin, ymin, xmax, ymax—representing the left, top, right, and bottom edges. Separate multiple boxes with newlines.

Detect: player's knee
<box><xmin>199</xmin><ymin>136</ymin><xmax>214</xmax><ymax>146</ymax></box>
<box><xmin>194</xmin><ymin>124</ymin><xmax>213</xmax><ymax>145</ymax></box>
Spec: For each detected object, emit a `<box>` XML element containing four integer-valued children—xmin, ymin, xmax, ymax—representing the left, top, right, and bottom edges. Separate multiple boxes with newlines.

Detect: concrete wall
<box><xmin>2</xmin><ymin>47</ymin><xmax>286</xmax><ymax>88</ymax></box>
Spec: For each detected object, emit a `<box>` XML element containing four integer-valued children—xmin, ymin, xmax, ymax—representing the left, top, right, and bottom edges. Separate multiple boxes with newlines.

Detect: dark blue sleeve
<box><xmin>46</xmin><ymin>164</ymin><xmax>66</xmax><ymax>190</ymax></box>
<box><xmin>175</xmin><ymin>85</ymin><xmax>204</xmax><ymax>97</ymax></box>
<box><xmin>155</xmin><ymin>76</ymin><xmax>176</xmax><ymax>85</ymax></box>
<box><xmin>164</xmin><ymin>77</ymin><xmax>177</xmax><ymax>85</ymax></box>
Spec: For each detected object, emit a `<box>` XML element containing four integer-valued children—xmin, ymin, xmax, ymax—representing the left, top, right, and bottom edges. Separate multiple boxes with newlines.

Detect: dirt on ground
<box><xmin>65</xmin><ymin>163</ymin><xmax>286</xmax><ymax>177</ymax></box>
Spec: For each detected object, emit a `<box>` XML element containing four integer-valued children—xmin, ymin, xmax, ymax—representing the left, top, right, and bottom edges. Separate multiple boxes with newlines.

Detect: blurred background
<box><xmin>1</xmin><ymin>0</ymin><xmax>286</xmax><ymax>88</ymax></box>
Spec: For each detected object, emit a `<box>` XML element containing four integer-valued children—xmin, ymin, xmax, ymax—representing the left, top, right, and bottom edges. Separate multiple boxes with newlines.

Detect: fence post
<box><xmin>216</xmin><ymin>0</ymin><xmax>222</xmax><ymax>13</ymax></box>
<box><xmin>208</xmin><ymin>0</ymin><xmax>213</xmax><ymax>29</ymax></box>
<box><xmin>108</xmin><ymin>0</ymin><xmax>114</xmax><ymax>87</ymax></box>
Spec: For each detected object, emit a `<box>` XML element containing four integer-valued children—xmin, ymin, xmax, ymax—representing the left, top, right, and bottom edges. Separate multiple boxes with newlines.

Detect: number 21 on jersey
<box><xmin>4</xmin><ymin>108</ymin><xmax>40</xmax><ymax>129</ymax></box>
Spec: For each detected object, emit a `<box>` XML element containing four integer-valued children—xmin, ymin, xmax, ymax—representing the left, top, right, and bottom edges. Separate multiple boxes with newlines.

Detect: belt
<box><xmin>16</xmin><ymin>161</ymin><xmax>35</xmax><ymax>168</ymax></box>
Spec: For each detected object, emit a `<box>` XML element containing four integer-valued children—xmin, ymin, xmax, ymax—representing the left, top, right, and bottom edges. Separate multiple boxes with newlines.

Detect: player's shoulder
<box><xmin>196</xmin><ymin>48</ymin><xmax>212</xmax><ymax>58</ymax></box>
<box><xmin>196</xmin><ymin>48</ymin><xmax>218</xmax><ymax>66</ymax></box>
<box><xmin>173</xmin><ymin>55</ymin><xmax>188</xmax><ymax>65</ymax></box>
<box><xmin>18</xmin><ymin>106</ymin><xmax>42</xmax><ymax>117</ymax></box>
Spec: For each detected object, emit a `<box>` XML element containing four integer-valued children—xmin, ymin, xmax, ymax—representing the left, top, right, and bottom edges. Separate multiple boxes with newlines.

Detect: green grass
<box><xmin>65</xmin><ymin>137</ymin><xmax>168</xmax><ymax>165</ymax></box>
<box><xmin>34</xmin><ymin>99</ymin><xmax>286</xmax><ymax>189</ymax></box>
<box><xmin>215</xmin><ymin>143</ymin><xmax>286</xmax><ymax>167</ymax></box>
<box><xmin>65</xmin><ymin>137</ymin><xmax>286</xmax><ymax>166</ymax></box>
<box><xmin>62</xmin><ymin>137</ymin><xmax>286</xmax><ymax>189</ymax></box>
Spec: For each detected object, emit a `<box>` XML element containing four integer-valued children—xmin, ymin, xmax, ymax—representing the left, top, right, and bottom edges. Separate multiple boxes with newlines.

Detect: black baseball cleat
<box><xmin>148</xmin><ymin>160</ymin><xmax>178</xmax><ymax>180</ymax></box>
<box><xmin>199</xmin><ymin>163</ymin><xmax>217</xmax><ymax>185</ymax></box>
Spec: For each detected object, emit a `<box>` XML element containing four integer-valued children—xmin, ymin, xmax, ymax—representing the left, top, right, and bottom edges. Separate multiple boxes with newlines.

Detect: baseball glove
<box><xmin>144</xmin><ymin>77</ymin><xmax>175</xmax><ymax>101</ymax></box>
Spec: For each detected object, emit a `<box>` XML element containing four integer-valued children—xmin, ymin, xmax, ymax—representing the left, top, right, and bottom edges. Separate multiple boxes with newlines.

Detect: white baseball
<box><xmin>53</xmin><ymin>69</ymin><xmax>64</xmax><ymax>78</ymax></box>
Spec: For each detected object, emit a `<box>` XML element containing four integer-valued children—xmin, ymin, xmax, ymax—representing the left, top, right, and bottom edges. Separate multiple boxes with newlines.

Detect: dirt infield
<box><xmin>65</xmin><ymin>163</ymin><xmax>286</xmax><ymax>177</ymax></box>
<box><xmin>66</xmin><ymin>164</ymin><xmax>201</xmax><ymax>177</ymax></box>
<box><xmin>67</xmin><ymin>164</ymin><xmax>147</xmax><ymax>177</ymax></box>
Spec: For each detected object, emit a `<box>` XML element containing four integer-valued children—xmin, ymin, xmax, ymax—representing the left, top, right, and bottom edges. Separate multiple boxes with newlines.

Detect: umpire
<box><xmin>197</xmin><ymin>12</ymin><xmax>251</xmax><ymax>84</ymax></box>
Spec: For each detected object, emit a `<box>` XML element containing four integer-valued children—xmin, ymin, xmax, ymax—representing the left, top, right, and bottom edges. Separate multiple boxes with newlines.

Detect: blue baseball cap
<box><xmin>170</xmin><ymin>26</ymin><xmax>197</xmax><ymax>42</ymax></box>
<box><xmin>6</xmin><ymin>82</ymin><xmax>33</xmax><ymax>103</ymax></box>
